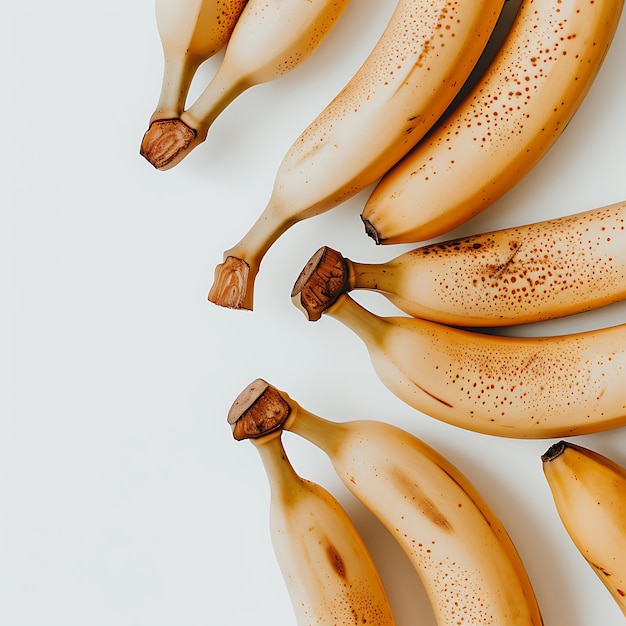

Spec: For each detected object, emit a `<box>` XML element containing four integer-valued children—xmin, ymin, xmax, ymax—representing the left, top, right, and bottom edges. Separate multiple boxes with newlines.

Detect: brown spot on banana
<box><xmin>590</xmin><ymin>562</ymin><xmax>612</xmax><ymax>577</ymax></box>
<box><xmin>408</xmin><ymin>376</ymin><xmax>454</xmax><ymax>408</ymax></box>
<box><xmin>326</xmin><ymin>543</ymin><xmax>348</xmax><ymax>580</ymax></box>
<box><xmin>392</xmin><ymin>469</ymin><xmax>453</xmax><ymax>530</ymax></box>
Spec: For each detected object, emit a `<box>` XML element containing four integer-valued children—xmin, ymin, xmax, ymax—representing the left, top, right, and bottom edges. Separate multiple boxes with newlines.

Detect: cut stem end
<box><xmin>140</xmin><ymin>119</ymin><xmax>197</xmax><ymax>170</ymax></box>
<box><xmin>291</xmin><ymin>246</ymin><xmax>349</xmax><ymax>321</ymax></box>
<box><xmin>208</xmin><ymin>256</ymin><xmax>253</xmax><ymax>310</ymax></box>
<box><xmin>228</xmin><ymin>379</ymin><xmax>291</xmax><ymax>440</ymax></box>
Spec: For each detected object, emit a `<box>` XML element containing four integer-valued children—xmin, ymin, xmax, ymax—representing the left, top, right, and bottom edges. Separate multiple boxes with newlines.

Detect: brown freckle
<box><xmin>326</xmin><ymin>544</ymin><xmax>347</xmax><ymax>579</ymax></box>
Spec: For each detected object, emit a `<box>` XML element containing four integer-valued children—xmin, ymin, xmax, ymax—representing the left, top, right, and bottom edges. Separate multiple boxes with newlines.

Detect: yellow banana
<box><xmin>140</xmin><ymin>0</ymin><xmax>351</xmax><ymax>170</ymax></box>
<box><xmin>542</xmin><ymin>440</ymin><xmax>626</xmax><ymax>616</ymax></box>
<box><xmin>232</xmin><ymin>425</ymin><xmax>396</xmax><ymax>626</ymax></box>
<box><xmin>207</xmin><ymin>0</ymin><xmax>507</xmax><ymax>310</ymax></box>
<box><xmin>361</xmin><ymin>0</ymin><xmax>624</xmax><ymax>244</ymax></box>
<box><xmin>292</xmin><ymin>263</ymin><xmax>626</xmax><ymax>437</ymax></box>
<box><xmin>146</xmin><ymin>0</ymin><xmax>247</xmax><ymax>127</ymax></box>
<box><xmin>230</xmin><ymin>379</ymin><xmax>544</xmax><ymax>625</ymax></box>
<box><xmin>298</xmin><ymin>201</ymin><xmax>626</xmax><ymax>326</ymax></box>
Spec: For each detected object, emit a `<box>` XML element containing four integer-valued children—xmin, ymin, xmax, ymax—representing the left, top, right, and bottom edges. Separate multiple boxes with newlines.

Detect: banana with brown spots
<box><xmin>232</xmin><ymin>424</ymin><xmax>396</xmax><ymax>625</ymax></box>
<box><xmin>361</xmin><ymin>0</ymin><xmax>624</xmax><ymax>244</ymax></box>
<box><xmin>542</xmin><ymin>441</ymin><xmax>626</xmax><ymax>616</ymax></box>
<box><xmin>292</xmin><ymin>260</ymin><xmax>626</xmax><ymax>437</ymax></box>
<box><xmin>207</xmin><ymin>0</ymin><xmax>507</xmax><ymax>310</ymax></box>
<box><xmin>229</xmin><ymin>379</ymin><xmax>544</xmax><ymax>625</ymax></box>
<box><xmin>141</xmin><ymin>0</ymin><xmax>351</xmax><ymax>169</ymax></box>
<box><xmin>298</xmin><ymin>201</ymin><xmax>626</xmax><ymax>326</ymax></box>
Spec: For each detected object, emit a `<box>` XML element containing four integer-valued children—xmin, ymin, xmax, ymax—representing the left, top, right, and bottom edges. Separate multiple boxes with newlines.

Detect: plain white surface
<box><xmin>3</xmin><ymin>1</ymin><xmax>626</xmax><ymax>624</ymax></box>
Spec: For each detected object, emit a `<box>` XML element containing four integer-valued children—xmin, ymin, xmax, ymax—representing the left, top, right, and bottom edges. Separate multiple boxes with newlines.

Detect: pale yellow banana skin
<box><xmin>361</xmin><ymin>0</ymin><xmax>624</xmax><ymax>244</ymax></box>
<box><xmin>318</xmin><ymin>293</ymin><xmax>626</xmax><ymax>438</ymax></box>
<box><xmin>181</xmin><ymin>0</ymin><xmax>352</xmax><ymax>136</ymax></box>
<box><xmin>150</xmin><ymin>0</ymin><xmax>248</xmax><ymax>122</ymax></box>
<box><xmin>346</xmin><ymin>201</ymin><xmax>626</xmax><ymax>326</ymax></box>
<box><xmin>208</xmin><ymin>0</ymin><xmax>507</xmax><ymax>309</ymax></box>
<box><xmin>269</xmin><ymin>389</ymin><xmax>543</xmax><ymax>625</ymax></box>
<box><xmin>251</xmin><ymin>432</ymin><xmax>396</xmax><ymax>626</ymax></box>
<box><xmin>143</xmin><ymin>0</ymin><xmax>350</xmax><ymax>169</ymax></box>
<box><xmin>542</xmin><ymin>441</ymin><xmax>626</xmax><ymax>616</ymax></box>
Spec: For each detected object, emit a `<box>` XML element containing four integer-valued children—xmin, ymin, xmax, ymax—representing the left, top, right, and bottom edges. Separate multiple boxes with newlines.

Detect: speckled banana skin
<box><xmin>362</xmin><ymin>0</ymin><xmax>624</xmax><ymax>244</ymax></box>
<box><xmin>344</xmin><ymin>201</ymin><xmax>626</xmax><ymax>326</ymax></box>
<box><xmin>312</xmin><ymin>292</ymin><xmax>626</xmax><ymax>438</ymax></box>
<box><xmin>542</xmin><ymin>441</ymin><xmax>626</xmax><ymax>616</ymax></box>
<box><xmin>247</xmin><ymin>431</ymin><xmax>395</xmax><ymax>626</ymax></box>
<box><xmin>230</xmin><ymin>379</ymin><xmax>543</xmax><ymax>625</ymax></box>
<box><xmin>207</xmin><ymin>0</ymin><xmax>507</xmax><ymax>309</ymax></box>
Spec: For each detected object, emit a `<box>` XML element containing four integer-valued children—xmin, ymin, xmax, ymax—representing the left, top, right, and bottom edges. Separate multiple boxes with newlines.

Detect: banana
<box><xmin>146</xmin><ymin>0</ymin><xmax>247</xmax><ymax>127</ymax></box>
<box><xmin>361</xmin><ymin>0</ymin><xmax>624</xmax><ymax>245</ymax></box>
<box><xmin>207</xmin><ymin>0</ymin><xmax>508</xmax><ymax>310</ymax></box>
<box><xmin>233</xmin><ymin>425</ymin><xmax>396</xmax><ymax>626</ymax></box>
<box><xmin>230</xmin><ymin>379</ymin><xmax>544</xmax><ymax>625</ymax></box>
<box><xmin>292</xmin><ymin>262</ymin><xmax>626</xmax><ymax>437</ymax></box>
<box><xmin>542</xmin><ymin>440</ymin><xmax>626</xmax><ymax>616</ymax></box>
<box><xmin>297</xmin><ymin>201</ymin><xmax>626</xmax><ymax>326</ymax></box>
<box><xmin>140</xmin><ymin>0</ymin><xmax>351</xmax><ymax>170</ymax></box>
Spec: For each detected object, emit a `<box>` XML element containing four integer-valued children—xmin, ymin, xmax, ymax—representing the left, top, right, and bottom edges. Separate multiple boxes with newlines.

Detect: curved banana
<box><xmin>146</xmin><ymin>0</ymin><xmax>247</xmax><ymax>127</ymax></box>
<box><xmin>297</xmin><ymin>201</ymin><xmax>626</xmax><ymax>326</ymax></box>
<box><xmin>207</xmin><ymin>0</ymin><xmax>507</xmax><ymax>309</ymax></box>
<box><xmin>233</xmin><ymin>426</ymin><xmax>396</xmax><ymax>626</ymax></box>
<box><xmin>361</xmin><ymin>0</ymin><xmax>624</xmax><ymax>244</ymax></box>
<box><xmin>141</xmin><ymin>0</ymin><xmax>351</xmax><ymax>170</ymax></box>
<box><xmin>292</xmin><ymin>263</ymin><xmax>626</xmax><ymax>437</ymax></box>
<box><xmin>230</xmin><ymin>379</ymin><xmax>544</xmax><ymax>625</ymax></box>
<box><xmin>542</xmin><ymin>440</ymin><xmax>626</xmax><ymax>616</ymax></box>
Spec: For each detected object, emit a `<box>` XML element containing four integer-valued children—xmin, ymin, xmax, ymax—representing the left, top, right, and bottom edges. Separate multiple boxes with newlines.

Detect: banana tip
<box><xmin>361</xmin><ymin>216</ymin><xmax>382</xmax><ymax>245</ymax></box>
<box><xmin>541</xmin><ymin>440</ymin><xmax>568</xmax><ymax>463</ymax></box>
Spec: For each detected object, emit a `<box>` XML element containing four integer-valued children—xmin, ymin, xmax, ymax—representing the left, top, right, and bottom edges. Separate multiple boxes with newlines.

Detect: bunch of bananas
<box><xmin>140</xmin><ymin>0</ymin><xmax>626</xmax><ymax>622</ymax></box>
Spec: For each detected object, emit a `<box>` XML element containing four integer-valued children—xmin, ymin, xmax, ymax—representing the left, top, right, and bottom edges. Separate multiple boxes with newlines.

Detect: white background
<box><xmin>3</xmin><ymin>1</ymin><xmax>626</xmax><ymax>624</ymax></box>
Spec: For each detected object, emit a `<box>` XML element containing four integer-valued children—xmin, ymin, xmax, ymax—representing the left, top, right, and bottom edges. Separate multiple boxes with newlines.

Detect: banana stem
<box><xmin>141</xmin><ymin>67</ymin><xmax>248</xmax><ymax>171</ymax></box>
<box><xmin>345</xmin><ymin>259</ymin><xmax>405</xmax><ymax>294</ymax></box>
<box><xmin>181</xmin><ymin>66</ymin><xmax>249</xmax><ymax>141</ymax></box>
<box><xmin>151</xmin><ymin>55</ymin><xmax>203</xmax><ymax>123</ymax></box>
<box><xmin>284</xmin><ymin>406</ymin><xmax>346</xmax><ymax>460</ymax></box>
<box><xmin>251</xmin><ymin>432</ymin><xmax>303</xmax><ymax>502</ymax></box>
<box><xmin>227</xmin><ymin>378</ymin><xmax>346</xmax><ymax>458</ymax></box>
<box><xmin>325</xmin><ymin>294</ymin><xmax>392</xmax><ymax>351</ymax></box>
<box><xmin>208</xmin><ymin>200</ymin><xmax>296</xmax><ymax>310</ymax></box>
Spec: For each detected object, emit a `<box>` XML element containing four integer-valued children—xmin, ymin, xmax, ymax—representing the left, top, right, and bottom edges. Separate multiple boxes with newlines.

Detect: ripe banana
<box><xmin>361</xmin><ymin>0</ymin><xmax>624</xmax><ymax>244</ymax></box>
<box><xmin>297</xmin><ymin>201</ymin><xmax>626</xmax><ymax>326</ymax></box>
<box><xmin>146</xmin><ymin>0</ymin><xmax>247</xmax><ymax>127</ymax></box>
<box><xmin>235</xmin><ymin>426</ymin><xmax>396</xmax><ymax>626</ymax></box>
<box><xmin>542</xmin><ymin>440</ymin><xmax>626</xmax><ymax>616</ymax></box>
<box><xmin>292</xmin><ymin>263</ymin><xmax>626</xmax><ymax>437</ymax></box>
<box><xmin>230</xmin><ymin>379</ymin><xmax>544</xmax><ymax>625</ymax></box>
<box><xmin>140</xmin><ymin>0</ymin><xmax>351</xmax><ymax>170</ymax></box>
<box><xmin>207</xmin><ymin>0</ymin><xmax>507</xmax><ymax>310</ymax></box>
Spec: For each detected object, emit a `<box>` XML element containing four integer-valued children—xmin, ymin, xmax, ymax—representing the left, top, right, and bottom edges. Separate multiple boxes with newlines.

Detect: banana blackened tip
<box><xmin>541</xmin><ymin>440</ymin><xmax>568</xmax><ymax>463</ymax></box>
